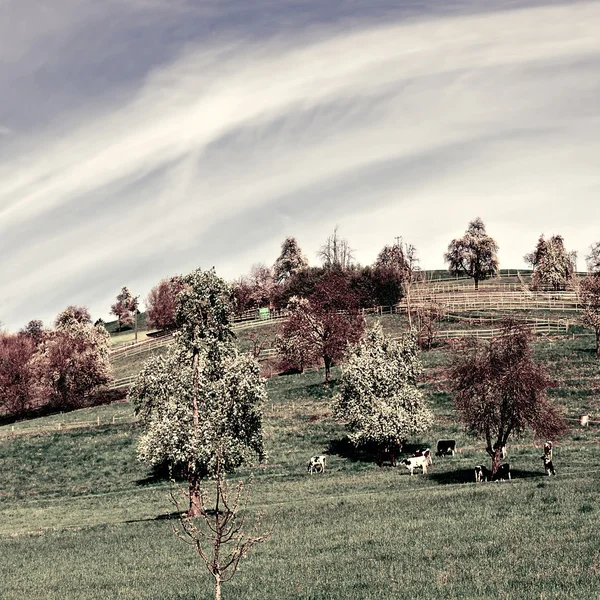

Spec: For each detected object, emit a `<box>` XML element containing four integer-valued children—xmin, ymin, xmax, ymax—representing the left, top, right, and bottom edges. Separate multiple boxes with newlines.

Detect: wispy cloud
<box><xmin>1</xmin><ymin>1</ymin><xmax>600</xmax><ymax>330</ymax></box>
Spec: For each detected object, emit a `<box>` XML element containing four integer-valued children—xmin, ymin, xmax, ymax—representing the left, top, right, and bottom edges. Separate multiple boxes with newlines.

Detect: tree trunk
<box><xmin>188</xmin><ymin>470</ymin><xmax>202</xmax><ymax>517</ymax></box>
<box><xmin>324</xmin><ymin>355</ymin><xmax>331</xmax><ymax>382</ymax></box>
<box><xmin>491</xmin><ymin>448</ymin><xmax>502</xmax><ymax>475</ymax></box>
<box><xmin>474</xmin><ymin>278</ymin><xmax>479</xmax><ymax>290</ymax></box>
<box><xmin>596</xmin><ymin>328</ymin><xmax>600</xmax><ymax>356</ymax></box>
<box><xmin>215</xmin><ymin>573</ymin><xmax>222</xmax><ymax>600</ymax></box>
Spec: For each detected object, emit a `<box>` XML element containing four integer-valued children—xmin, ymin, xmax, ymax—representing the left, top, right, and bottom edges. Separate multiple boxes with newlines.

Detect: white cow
<box><xmin>308</xmin><ymin>455</ymin><xmax>326</xmax><ymax>474</ymax></box>
<box><xmin>401</xmin><ymin>449</ymin><xmax>431</xmax><ymax>475</ymax></box>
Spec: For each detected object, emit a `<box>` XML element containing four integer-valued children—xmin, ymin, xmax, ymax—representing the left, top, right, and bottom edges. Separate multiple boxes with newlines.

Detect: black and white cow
<box><xmin>474</xmin><ymin>465</ymin><xmax>490</xmax><ymax>483</ymax></box>
<box><xmin>308</xmin><ymin>455</ymin><xmax>326</xmax><ymax>474</ymax></box>
<box><xmin>492</xmin><ymin>463</ymin><xmax>511</xmax><ymax>481</ymax></box>
<box><xmin>475</xmin><ymin>463</ymin><xmax>511</xmax><ymax>482</ymax></box>
<box><xmin>402</xmin><ymin>449</ymin><xmax>432</xmax><ymax>475</ymax></box>
<box><xmin>541</xmin><ymin>441</ymin><xmax>556</xmax><ymax>476</ymax></box>
<box><xmin>436</xmin><ymin>440</ymin><xmax>457</xmax><ymax>456</ymax></box>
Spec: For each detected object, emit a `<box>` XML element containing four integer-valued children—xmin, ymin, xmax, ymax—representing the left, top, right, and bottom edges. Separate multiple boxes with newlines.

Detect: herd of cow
<box><xmin>307</xmin><ymin>440</ymin><xmax>558</xmax><ymax>481</ymax></box>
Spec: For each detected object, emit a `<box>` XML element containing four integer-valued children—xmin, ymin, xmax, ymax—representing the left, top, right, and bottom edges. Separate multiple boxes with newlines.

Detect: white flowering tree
<box><xmin>129</xmin><ymin>268</ymin><xmax>266</xmax><ymax>517</ymax></box>
<box><xmin>333</xmin><ymin>323</ymin><xmax>433</xmax><ymax>461</ymax></box>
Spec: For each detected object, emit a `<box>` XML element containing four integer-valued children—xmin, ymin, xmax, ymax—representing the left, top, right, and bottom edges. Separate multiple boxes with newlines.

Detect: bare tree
<box><xmin>375</xmin><ymin>237</ymin><xmax>420</xmax><ymax>325</ymax></box>
<box><xmin>318</xmin><ymin>226</ymin><xmax>355</xmax><ymax>270</ymax></box>
<box><xmin>444</xmin><ymin>218</ymin><xmax>499</xmax><ymax>289</ymax></box>
<box><xmin>170</xmin><ymin>449</ymin><xmax>269</xmax><ymax>600</ymax></box>
<box><xmin>579</xmin><ymin>274</ymin><xmax>600</xmax><ymax>356</ymax></box>
<box><xmin>412</xmin><ymin>302</ymin><xmax>446</xmax><ymax>350</ymax></box>
<box><xmin>450</xmin><ymin>320</ymin><xmax>567</xmax><ymax>474</ymax></box>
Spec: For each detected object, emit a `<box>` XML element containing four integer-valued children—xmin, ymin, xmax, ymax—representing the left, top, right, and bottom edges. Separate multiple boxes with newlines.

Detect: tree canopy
<box><xmin>130</xmin><ymin>267</ymin><xmax>266</xmax><ymax>516</ymax></box>
<box><xmin>525</xmin><ymin>234</ymin><xmax>577</xmax><ymax>291</ymax></box>
<box><xmin>110</xmin><ymin>287</ymin><xmax>138</xmax><ymax>331</ymax></box>
<box><xmin>444</xmin><ymin>218</ymin><xmax>499</xmax><ymax>289</ymax></box>
<box><xmin>579</xmin><ymin>273</ymin><xmax>600</xmax><ymax>356</ymax></box>
<box><xmin>333</xmin><ymin>323</ymin><xmax>433</xmax><ymax>455</ymax></box>
<box><xmin>32</xmin><ymin>306</ymin><xmax>111</xmax><ymax>410</ymax></box>
<box><xmin>276</xmin><ymin>272</ymin><xmax>364</xmax><ymax>381</ymax></box>
<box><xmin>586</xmin><ymin>241</ymin><xmax>600</xmax><ymax>274</ymax></box>
<box><xmin>273</xmin><ymin>237</ymin><xmax>308</xmax><ymax>283</ymax></box>
<box><xmin>146</xmin><ymin>276</ymin><xmax>183</xmax><ymax>331</ymax></box>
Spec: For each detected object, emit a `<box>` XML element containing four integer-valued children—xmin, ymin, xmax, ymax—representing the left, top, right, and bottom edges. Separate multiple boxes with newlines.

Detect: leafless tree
<box><xmin>318</xmin><ymin>226</ymin><xmax>355</xmax><ymax>270</ymax></box>
<box><xmin>412</xmin><ymin>302</ymin><xmax>446</xmax><ymax>350</ymax></box>
<box><xmin>170</xmin><ymin>450</ymin><xmax>270</xmax><ymax>600</ymax></box>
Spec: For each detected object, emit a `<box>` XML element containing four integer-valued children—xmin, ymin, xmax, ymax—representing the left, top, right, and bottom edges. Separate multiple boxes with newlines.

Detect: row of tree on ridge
<box><xmin>138</xmin><ymin>219</ymin><xmax>600</xmax><ymax>330</ymax></box>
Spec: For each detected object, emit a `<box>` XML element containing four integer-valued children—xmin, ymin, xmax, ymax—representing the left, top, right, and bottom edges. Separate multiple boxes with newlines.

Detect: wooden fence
<box><xmin>0</xmin><ymin>412</ymin><xmax>137</xmax><ymax>439</ymax></box>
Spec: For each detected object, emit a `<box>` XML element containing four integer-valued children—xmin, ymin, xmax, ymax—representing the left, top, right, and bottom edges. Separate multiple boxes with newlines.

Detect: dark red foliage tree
<box><xmin>277</xmin><ymin>272</ymin><xmax>365</xmax><ymax>381</ymax></box>
<box><xmin>0</xmin><ymin>333</ymin><xmax>37</xmax><ymax>417</ymax></box>
<box><xmin>33</xmin><ymin>307</ymin><xmax>112</xmax><ymax>411</ymax></box>
<box><xmin>450</xmin><ymin>320</ymin><xmax>567</xmax><ymax>474</ymax></box>
<box><xmin>277</xmin><ymin>266</ymin><xmax>326</xmax><ymax>308</ymax></box>
<box><xmin>231</xmin><ymin>277</ymin><xmax>256</xmax><ymax>315</ymax></box>
<box><xmin>110</xmin><ymin>287</ymin><xmax>137</xmax><ymax>331</ymax></box>
<box><xmin>146</xmin><ymin>276</ymin><xmax>184</xmax><ymax>330</ymax></box>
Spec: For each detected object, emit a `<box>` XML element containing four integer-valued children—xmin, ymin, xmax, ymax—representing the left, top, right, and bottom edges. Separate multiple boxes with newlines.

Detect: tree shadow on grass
<box><xmin>327</xmin><ymin>437</ymin><xmax>436</xmax><ymax>465</ymax></box>
<box><xmin>327</xmin><ymin>437</ymin><xmax>377</xmax><ymax>463</ymax></box>
<box><xmin>428</xmin><ymin>467</ymin><xmax>545</xmax><ymax>485</ymax></box>
<box><xmin>135</xmin><ymin>463</ymin><xmax>187</xmax><ymax>486</ymax></box>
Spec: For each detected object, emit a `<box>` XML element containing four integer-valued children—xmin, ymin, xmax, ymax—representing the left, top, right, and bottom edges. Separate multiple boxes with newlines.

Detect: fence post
<box><xmin>97</xmin><ymin>416</ymin><xmax>100</xmax><ymax>426</ymax></box>
<box><xmin>58</xmin><ymin>422</ymin><xmax>62</xmax><ymax>430</ymax></box>
<box><xmin>113</xmin><ymin>415</ymin><xmax>116</xmax><ymax>424</ymax></box>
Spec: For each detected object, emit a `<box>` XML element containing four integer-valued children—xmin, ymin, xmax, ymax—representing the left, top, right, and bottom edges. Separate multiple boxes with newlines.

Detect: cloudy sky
<box><xmin>1</xmin><ymin>0</ymin><xmax>600</xmax><ymax>331</ymax></box>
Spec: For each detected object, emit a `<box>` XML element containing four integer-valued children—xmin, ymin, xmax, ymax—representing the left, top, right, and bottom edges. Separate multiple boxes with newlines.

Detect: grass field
<box><xmin>1</xmin><ymin>331</ymin><xmax>599</xmax><ymax>598</ymax></box>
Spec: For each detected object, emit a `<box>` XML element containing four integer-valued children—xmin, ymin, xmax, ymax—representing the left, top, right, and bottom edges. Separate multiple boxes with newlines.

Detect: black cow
<box><xmin>436</xmin><ymin>440</ymin><xmax>456</xmax><ymax>456</ymax></box>
<box><xmin>492</xmin><ymin>463</ymin><xmax>511</xmax><ymax>481</ymax></box>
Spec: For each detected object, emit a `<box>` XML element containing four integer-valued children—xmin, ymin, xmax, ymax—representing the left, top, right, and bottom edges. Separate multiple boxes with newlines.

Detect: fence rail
<box><xmin>0</xmin><ymin>412</ymin><xmax>137</xmax><ymax>439</ymax></box>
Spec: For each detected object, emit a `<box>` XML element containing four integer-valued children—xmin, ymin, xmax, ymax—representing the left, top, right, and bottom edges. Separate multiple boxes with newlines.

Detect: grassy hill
<box><xmin>1</xmin><ymin>332</ymin><xmax>600</xmax><ymax>598</ymax></box>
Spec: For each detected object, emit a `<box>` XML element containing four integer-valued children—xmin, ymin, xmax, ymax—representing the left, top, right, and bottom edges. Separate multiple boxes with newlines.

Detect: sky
<box><xmin>1</xmin><ymin>0</ymin><xmax>600</xmax><ymax>331</ymax></box>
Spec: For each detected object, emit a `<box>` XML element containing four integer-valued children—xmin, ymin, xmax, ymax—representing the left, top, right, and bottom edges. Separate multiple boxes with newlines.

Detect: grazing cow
<box><xmin>492</xmin><ymin>463</ymin><xmax>511</xmax><ymax>481</ymax></box>
<box><xmin>308</xmin><ymin>455</ymin><xmax>326</xmax><ymax>474</ymax></box>
<box><xmin>402</xmin><ymin>452</ymin><xmax>430</xmax><ymax>475</ymax></box>
<box><xmin>474</xmin><ymin>465</ymin><xmax>490</xmax><ymax>483</ymax></box>
<box><xmin>411</xmin><ymin>448</ymin><xmax>433</xmax><ymax>466</ymax></box>
<box><xmin>436</xmin><ymin>440</ymin><xmax>456</xmax><ymax>456</ymax></box>
<box><xmin>541</xmin><ymin>441</ymin><xmax>556</xmax><ymax>476</ymax></box>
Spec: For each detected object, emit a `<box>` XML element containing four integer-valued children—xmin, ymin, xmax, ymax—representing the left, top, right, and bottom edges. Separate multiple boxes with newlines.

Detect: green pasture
<box><xmin>1</xmin><ymin>338</ymin><xmax>599</xmax><ymax>599</ymax></box>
